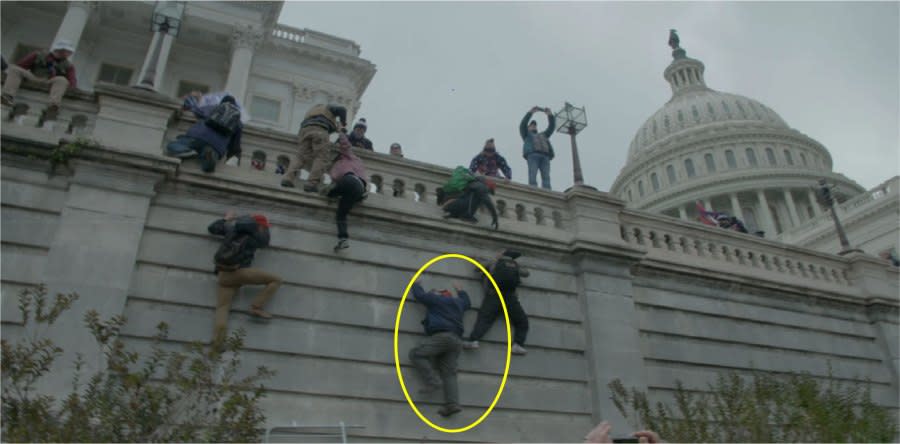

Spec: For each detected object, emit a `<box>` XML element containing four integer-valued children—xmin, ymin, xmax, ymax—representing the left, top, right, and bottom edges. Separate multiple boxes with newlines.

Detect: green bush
<box><xmin>1</xmin><ymin>285</ymin><xmax>274</xmax><ymax>442</ymax></box>
<box><xmin>609</xmin><ymin>370</ymin><xmax>897</xmax><ymax>443</ymax></box>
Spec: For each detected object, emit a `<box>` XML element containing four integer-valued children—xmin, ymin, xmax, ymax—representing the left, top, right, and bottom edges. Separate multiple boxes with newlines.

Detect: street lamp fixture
<box><xmin>135</xmin><ymin>1</ymin><xmax>186</xmax><ymax>90</ymax></box>
<box><xmin>815</xmin><ymin>178</ymin><xmax>862</xmax><ymax>255</ymax></box>
<box><xmin>555</xmin><ymin>102</ymin><xmax>594</xmax><ymax>190</ymax></box>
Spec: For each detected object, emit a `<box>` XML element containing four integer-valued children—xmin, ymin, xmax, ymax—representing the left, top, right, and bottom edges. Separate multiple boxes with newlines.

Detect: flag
<box><xmin>695</xmin><ymin>201</ymin><xmax>725</xmax><ymax>226</ymax></box>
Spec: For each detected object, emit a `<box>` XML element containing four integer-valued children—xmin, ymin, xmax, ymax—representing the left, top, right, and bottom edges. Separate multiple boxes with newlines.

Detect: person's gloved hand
<box><xmin>491</xmin><ymin>218</ymin><xmax>499</xmax><ymax>230</ymax></box>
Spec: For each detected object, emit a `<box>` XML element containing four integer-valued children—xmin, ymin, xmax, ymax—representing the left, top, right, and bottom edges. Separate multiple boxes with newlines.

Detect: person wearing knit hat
<box><xmin>348</xmin><ymin>117</ymin><xmax>374</xmax><ymax>151</ymax></box>
<box><xmin>2</xmin><ymin>40</ymin><xmax>78</xmax><ymax>122</ymax></box>
<box><xmin>519</xmin><ymin>106</ymin><xmax>557</xmax><ymax>189</ymax></box>
<box><xmin>469</xmin><ymin>138</ymin><xmax>512</xmax><ymax>180</ymax></box>
<box><xmin>408</xmin><ymin>278</ymin><xmax>471</xmax><ymax>417</ymax></box>
<box><xmin>207</xmin><ymin>211</ymin><xmax>282</xmax><ymax>347</ymax></box>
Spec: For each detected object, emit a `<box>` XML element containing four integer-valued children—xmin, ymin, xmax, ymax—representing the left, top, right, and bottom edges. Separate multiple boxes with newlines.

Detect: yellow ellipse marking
<box><xmin>393</xmin><ymin>253</ymin><xmax>512</xmax><ymax>433</ymax></box>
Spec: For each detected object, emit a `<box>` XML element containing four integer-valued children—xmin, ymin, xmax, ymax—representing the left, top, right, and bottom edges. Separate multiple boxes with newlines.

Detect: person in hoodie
<box><xmin>207</xmin><ymin>211</ymin><xmax>282</xmax><ymax>346</ymax></box>
<box><xmin>326</xmin><ymin>133</ymin><xmax>368</xmax><ymax>252</ymax></box>
<box><xmin>166</xmin><ymin>95</ymin><xmax>243</xmax><ymax>173</ymax></box>
<box><xmin>408</xmin><ymin>279</ymin><xmax>471</xmax><ymax>418</ymax></box>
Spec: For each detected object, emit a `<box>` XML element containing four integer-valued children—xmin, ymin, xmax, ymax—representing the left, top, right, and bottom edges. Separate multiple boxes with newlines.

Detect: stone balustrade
<box><xmin>271</xmin><ymin>24</ymin><xmax>361</xmax><ymax>56</ymax></box>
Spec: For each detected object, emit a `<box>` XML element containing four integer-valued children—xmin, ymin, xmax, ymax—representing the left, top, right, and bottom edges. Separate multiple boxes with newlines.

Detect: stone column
<box><xmin>808</xmin><ymin>188</ymin><xmax>823</xmax><ymax>216</ymax></box>
<box><xmin>136</xmin><ymin>31</ymin><xmax>176</xmax><ymax>92</ymax></box>
<box><xmin>37</xmin><ymin>160</ymin><xmax>165</xmax><ymax>396</ymax></box>
<box><xmin>678</xmin><ymin>205</ymin><xmax>688</xmax><ymax>221</ymax></box>
<box><xmin>52</xmin><ymin>1</ymin><xmax>96</xmax><ymax>54</ymax></box>
<box><xmin>756</xmin><ymin>189</ymin><xmax>775</xmax><ymax>236</ymax></box>
<box><xmin>224</xmin><ymin>25</ymin><xmax>264</xmax><ymax>107</ymax></box>
<box><xmin>783</xmin><ymin>188</ymin><xmax>801</xmax><ymax>226</ymax></box>
<box><xmin>729</xmin><ymin>193</ymin><xmax>744</xmax><ymax>221</ymax></box>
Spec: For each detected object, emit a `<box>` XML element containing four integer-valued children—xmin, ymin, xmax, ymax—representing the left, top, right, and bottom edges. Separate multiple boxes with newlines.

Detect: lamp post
<box><xmin>815</xmin><ymin>178</ymin><xmax>862</xmax><ymax>255</ymax></box>
<box><xmin>555</xmin><ymin>102</ymin><xmax>594</xmax><ymax>190</ymax></box>
<box><xmin>135</xmin><ymin>1</ymin><xmax>185</xmax><ymax>90</ymax></box>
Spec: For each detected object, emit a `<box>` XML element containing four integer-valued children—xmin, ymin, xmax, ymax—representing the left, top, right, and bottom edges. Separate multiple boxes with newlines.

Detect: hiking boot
<box><xmin>334</xmin><ymin>239</ymin><xmax>349</xmax><ymax>252</ymax></box>
<box><xmin>43</xmin><ymin>104</ymin><xmax>59</xmax><ymax>122</ymax></box>
<box><xmin>200</xmin><ymin>146</ymin><xmax>219</xmax><ymax>173</ymax></box>
<box><xmin>418</xmin><ymin>383</ymin><xmax>441</xmax><ymax>395</ymax></box>
<box><xmin>249</xmin><ymin>305</ymin><xmax>272</xmax><ymax>320</ymax></box>
<box><xmin>512</xmin><ymin>343</ymin><xmax>528</xmax><ymax>355</ymax></box>
<box><xmin>303</xmin><ymin>183</ymin><xmax>319</xmax><ymax>193</ymax></box>
<box><xmin>281</xmin><ymin>179</ymin><xmax>295</xmax><ymax>188</ymax></box>
<box><xmin>1</xmin><ymin>94</ymin><xmax>14</xmax><ymax>106</ymax></box>
<box><xmin>462</xmin><ymin>340</ymin><xmax>479</xmax><ymax>350</ymax></box>
<box><xmin>438</xmin><ymin>404</ymin><xmax>462</xmax><ymax>417</ymax></box>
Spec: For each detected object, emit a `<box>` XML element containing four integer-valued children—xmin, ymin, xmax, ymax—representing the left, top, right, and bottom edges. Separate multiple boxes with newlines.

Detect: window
<box><xmin>770</xmin><ymin>205</ymin><xmax>783</xmax><ymax>234</ymax></box>
<box><xmin>638</xmin><ymin>181</ymin><xmax>644</xmax><ymax>197</ymax></box>
<box><xmin>745</xmin><ymin>148</ymin><xmax>758</xmax><ymax>166</ymax></box>
<box><xmin>666</xmin><ymin>165</ymin><xmax>677</xmax><ymax>184</ymax></box>
<box><xmin>725</xmin><ymin>150</ymin><xmax>737</xmax><ymax>169</ymax></box>
<box><xmin>12</xmin><ymin>43</ymin><xmax>41</xmax><ymax>64</ymax></box>
<box><xmin>651</xmin><ymin>173</ymin><xmax>660</xmax><ymax>191</ymax></box>
<box><xmin>766</xmin><ymin>148</ymin><xmax>776</xmax><ymax>165</ymax></box>
<box><xmin>627</xmin><ymin>189</ymin><xmax>633</xmax><ymax>202</ymax></box>
<box><xmin>806</xmin><ymin>205</ymin><xmax>815</xmax><ymax>219</ymax></box>
<box><xmin>684</xmin><ymin>159</ymin><xmax>696</xmax><ymax>177</ymax></box>
<box><xmin>800</xmin><ymin>153</ymin><xmax>808</xmax><ymax>166</ymax></box>
<box><xmin>784</xmin><ymin>150</ymin><xmax>794</xmax><ymax>166</ymax></box>
<box><xmin>742</xmin><ymin>207</ymin><xmax>758</xmax><ymax>232</ymax></box>
<box><xmin>705</xmin><ymin>153</ymin><xmax>716</xmax><ymax>172</ymax></box>
<box><xmin>176</xmin><ymin>80</ymin><xmax>209</xmax><ymax>98</ymax></box>
<box><xmin>97</xmin><ymin>63</ymin><xmax>134</xmax><ymax>86</ymax></box>
<box><xmin>251</xmin><ymin>95</ymin><xmax>281</xmax><ymax>123</ymax></box>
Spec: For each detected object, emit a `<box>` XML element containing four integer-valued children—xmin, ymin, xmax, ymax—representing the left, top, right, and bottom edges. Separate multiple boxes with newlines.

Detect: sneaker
<box><xmin>281</xmin><ymin>179</ymin><xmax>295</xmax><ymax>188</ymax></box>
<box><xmin>462</xmin><ymin>340</ymin><xmax>479</xmax><ymax>350</ymax></box>
<box><xmin>1</xmin><ymin>94</ymin><xmax>14</xmax><ymax>106</ymax></box>
<box><xmin>303</xmin><ymin>183</ymin><xmax>319</xmax><ymax>193</ymax></box>
<box><xmin>334</xmin><ymin>239</ymin><xmax>349</xmax><ymax>252</ymax></box>
<box><xmin>512</xmin><ymin>343</ymin><xmax>528</xmax><ymax>355</ymax></box>
<box><xmin>249</xmin><ymin>306</ymin><xmax>272</xmax><ymax>319</ymax></box>
<box><xmin>200</xmin><ymin>146</ymin><xmax>219</xmax><ymax>173</ymax></box>
<box><xmin>438</xmin><ymin>404</ymin><xmax>462</xmax><ymax>417</ymax></box>
<box><xmin>418</xmin><ymin>383</ymin><xmax>441</xmax><ymax>395</ymax></box>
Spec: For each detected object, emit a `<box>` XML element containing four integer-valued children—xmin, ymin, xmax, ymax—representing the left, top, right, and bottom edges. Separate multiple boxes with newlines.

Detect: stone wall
<box><xmin>1</xmin><ymin>87</ymin><xmax>897</xmax><ymax>442</ymax></box>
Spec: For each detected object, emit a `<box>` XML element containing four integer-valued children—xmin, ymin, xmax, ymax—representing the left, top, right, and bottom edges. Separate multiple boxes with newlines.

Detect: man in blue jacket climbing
<box><xmin>408</xmin><ymin>279</ymin><xmax>470</xmax><ymax>417</ymax></box>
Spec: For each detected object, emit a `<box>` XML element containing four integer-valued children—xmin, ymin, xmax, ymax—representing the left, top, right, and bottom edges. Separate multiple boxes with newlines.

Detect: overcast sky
<box><xmin>279</xmin><ymin>1</ymin><xmax>899</xmax><ymax>192</ymax></box>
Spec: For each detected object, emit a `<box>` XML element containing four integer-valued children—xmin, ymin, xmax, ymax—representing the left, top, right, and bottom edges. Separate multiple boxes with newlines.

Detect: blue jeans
<box><xmin>526</xmin><ymin>152</ymin><xmax>551</xmax><ymax>189</ymax></box>
<box><xmin>166</xmin><ymin>135</ymin><xmax>206</xmax><ymax>158</ymax></box>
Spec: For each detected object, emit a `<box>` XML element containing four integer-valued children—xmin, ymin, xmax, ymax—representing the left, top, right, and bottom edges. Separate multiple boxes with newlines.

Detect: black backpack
<box><xmin>214</xmin><ymin>232</ymin><xmax>249</xmax><ymax>271</ymax></box>
<box><xmin>205</xmin><ymin>102</ymin><xmax>242</xmax><ymax>136</ymax></box>
<box><xmin>491</xmin><ymin>257</ymin><xmax>521</xmax><ymax>290</ymax></box>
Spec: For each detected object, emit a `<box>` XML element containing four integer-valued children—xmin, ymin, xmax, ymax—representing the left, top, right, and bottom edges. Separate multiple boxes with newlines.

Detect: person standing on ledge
<box><xmin>520</xmin><ymin>106</ymin><xmax>556</xmax><ymax>189</ymax></box>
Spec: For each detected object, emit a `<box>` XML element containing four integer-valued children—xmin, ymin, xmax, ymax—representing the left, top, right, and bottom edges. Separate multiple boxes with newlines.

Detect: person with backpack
<box><xmin>463</xmin><ymin>250</ymin><xmax>530</xmax><ymax>355</ymax></box>
<box><xmin>520</xmin><ymin>106</ymin><xmax>556</xmax><ymax>189</ymax></box>
<box><xmin>166</xmin><ymin>95</ymin><xmax>243</xmax><ymax>173</ymax></box>
<box><xmin>439</xmin><ymin>167</ymin><xmax>499</xmax><ymax>230</ymax></box>
<box><xmin>1</xmin><ymin>40</ymin><xmax>78</xmax><ymax>122</ymax></box>
<box><xmin>281</xmin><ymin>103</ymin><xmax>348</xmax><ymax>192</ymax></box>
<box><xmin>326</xmin><ymin>133</ymin><xmax>368</xmax><ymax>252</ymax></box>
<box><xmin>408</xmin><ymin>278</ymin><xmax>471</xmax><ymax>418</ymax></box>
<box><xmin>207</xmin><ymin>211</ymin><xmax>282</xmax><ymax>346</ymax></box>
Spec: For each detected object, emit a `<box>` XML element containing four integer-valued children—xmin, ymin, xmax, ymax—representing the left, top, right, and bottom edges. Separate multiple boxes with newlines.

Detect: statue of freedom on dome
<box><xmin>668</xmin><ymin>29</ymin><xmax>680</xmax><ymax>50</ymax></box>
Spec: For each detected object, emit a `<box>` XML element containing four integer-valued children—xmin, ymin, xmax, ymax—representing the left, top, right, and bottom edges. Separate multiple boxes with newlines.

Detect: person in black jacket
<box><xmin>463</xmin><ymin>250</ymin><xmax>531</xmax><ymax>355</ymax></box>
<box><xmin>442</xmin><ymin>176</ymin><xmax>500</xmax><ymax>230</ymax></box>
<box><xmin>408</xmin><ymin>279</ymin><xmax>470</xmax><ymax>417</ymax></box>
<box><xmin>208</xmin><ymin>211</ymin><xmax>282</xmax><ymax>345</ymax></box>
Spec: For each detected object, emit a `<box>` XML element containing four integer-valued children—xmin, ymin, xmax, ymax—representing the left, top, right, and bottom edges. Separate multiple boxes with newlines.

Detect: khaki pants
<box><xmin>2</xmin><ymin>65</ymin><xmax>69</xmax><ymax>106</ymax></box>
<box><xmin>284</xmin><ymin>126</ymin><xmax>332</xmax><ymax>186</ymax></box>
<box><xmin>409</xmin><ymin>331</ymin><xmax>462</xmax><ymax>406</ymax></box>
<box><xmin>213</xmin><ymin>267</ymin><xmax>282</xmax><ymax>344</ymax></box>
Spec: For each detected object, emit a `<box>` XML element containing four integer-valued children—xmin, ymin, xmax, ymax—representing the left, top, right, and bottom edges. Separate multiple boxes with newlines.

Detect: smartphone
<box><xmin>612</xmin><ymin>438</ymin><xmax>639</xmax><ymax>443</ymax></box>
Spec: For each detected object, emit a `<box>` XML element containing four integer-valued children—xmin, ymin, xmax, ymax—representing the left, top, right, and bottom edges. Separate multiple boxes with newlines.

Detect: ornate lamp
<box><xmin>555</xmin><ymin>102</ymin><xmax>593</xmax><ymax>189</ymax></box>
<box><xmin>135</xmin><ymin>1</ymin><xmax>186</xmax><ymax>90</ymax></box>
<box><xmin>815</xmin><ymin>178</ymin><xmax>862</xmax><ymax>255</ymax></box>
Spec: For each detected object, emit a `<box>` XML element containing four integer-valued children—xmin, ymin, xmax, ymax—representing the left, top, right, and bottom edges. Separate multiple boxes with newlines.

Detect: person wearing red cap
<box><xmin>207</xmin><ymin>211</ymin><xmax>282</xmax><ymax>346</ymax></box>
<box><xmin>408</xmin><ymin>279</ymin><xmax>471</xmax><ymax>417</ymax></box>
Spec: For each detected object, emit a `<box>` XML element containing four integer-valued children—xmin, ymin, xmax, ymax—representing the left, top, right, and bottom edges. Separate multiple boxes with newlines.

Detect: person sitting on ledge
<box><xmin>166</xmin><ymin>94</ymin><xmax>243</xmax><ymax>173</ymax></box>
<box><xmin>2</xmin><ymin>40</ymin><xmax>78</xmax><ymax>122</ymax></box>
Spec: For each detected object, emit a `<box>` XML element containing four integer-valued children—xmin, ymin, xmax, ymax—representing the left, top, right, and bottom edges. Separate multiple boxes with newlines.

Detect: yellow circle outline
<box><xmin>393</xmin><ymin>253</ymin><xmax>512</xmax><ymax>433</ymax></box>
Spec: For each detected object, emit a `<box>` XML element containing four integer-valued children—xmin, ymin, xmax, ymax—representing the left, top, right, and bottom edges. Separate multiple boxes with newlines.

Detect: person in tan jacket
<box><xmin>281</xmin><ymin>104</ymin><xmax>348</xmax><ymax>192</ymax></box>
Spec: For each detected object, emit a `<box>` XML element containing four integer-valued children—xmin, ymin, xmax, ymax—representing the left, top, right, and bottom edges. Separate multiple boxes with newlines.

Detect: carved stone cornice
<box><xmin>231</xmin><ymin>24</ymin><xmax>265</xmax><ymax>51</ymax></box>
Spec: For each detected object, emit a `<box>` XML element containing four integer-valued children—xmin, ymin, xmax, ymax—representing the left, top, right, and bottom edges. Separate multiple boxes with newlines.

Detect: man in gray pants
<box><xmin>408</xmin><ymin>279</ymin><xmax>470</xmax><ymax>417</ymax></box>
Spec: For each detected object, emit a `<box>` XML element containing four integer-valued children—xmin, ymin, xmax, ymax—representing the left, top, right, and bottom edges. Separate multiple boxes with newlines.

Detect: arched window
<box><xmin>666</xmin><ymin>165</ymin><xmax>677</xmax><ymax>184</ymax></box>
<box><xmin>800</xmin><ymin>153</ymin><xmax>808</xmax><ymax>166</ymax></box>
<box><xmin>725</xmin><ymin>150</ymin><xmax>737</xmax><ymax>169</ymax></box>
<box><xmin>765</xmin><ymin>148</ymin><xmax>776</xmax><ymax>165</ymax></box>
<box><xmin>784</xmin><ymin>150</ymin><xmax>794</xmax><ymax>166</ymax></box>
<box><xmin>651</xmin><ymin>173</ymin><xmax>660</xmax><ymax>191</ymax></box>
<box><xmin>684</xmin><ymin>159</ymin><xmax>696</xmax><ymax>177</ymax></box>
<box><xmin>638</xmin><ymin>180</ymin><xmax>645</xmax><ymax>197</ymax></box>
<box><xmin>705</xmin><ymin>153</ymin><xmax>716</xmax><ymax>172</ymax></box>
<box><xmin>745</xmin><ymin>148</ymin><xmax>758</xmax><ymax>166</ymax></box>
<box><xmin>627</xmin><ymin>189</ymin><xmax>633</xmax><ymax>202</ymax></box>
